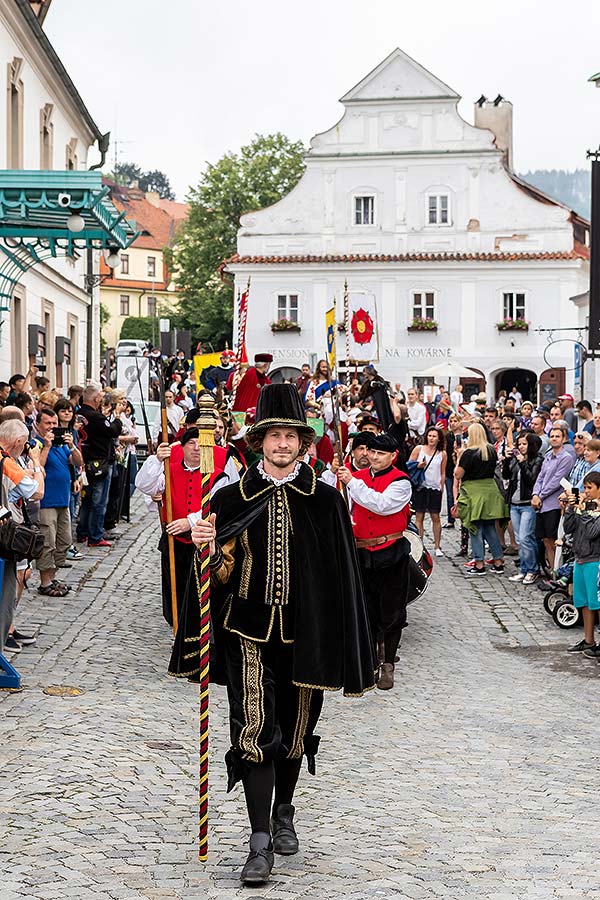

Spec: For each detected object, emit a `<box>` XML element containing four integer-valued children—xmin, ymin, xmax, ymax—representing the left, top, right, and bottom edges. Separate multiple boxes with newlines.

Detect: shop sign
<box><xmin>383</xmin><ymin>347</ymin><xmax>453</xmax><ymax>359</ymax></box>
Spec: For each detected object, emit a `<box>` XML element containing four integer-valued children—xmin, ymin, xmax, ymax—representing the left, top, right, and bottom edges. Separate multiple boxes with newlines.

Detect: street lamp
<box><xmin>103</xmin><ymin>245</ymin><xmax>121</xmax><ymax>270</ymax></box>
<box><xmin>66</xmin><ymin>211</ymin><xmax>85</xmax><ymax>233</ymax></box>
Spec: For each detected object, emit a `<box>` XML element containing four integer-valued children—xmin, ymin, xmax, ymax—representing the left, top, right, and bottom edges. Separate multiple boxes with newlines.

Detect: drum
<box><xmin>404</xmin><ymin>526</ymin><xmax>433</xmax><ymax>604</ymax></box>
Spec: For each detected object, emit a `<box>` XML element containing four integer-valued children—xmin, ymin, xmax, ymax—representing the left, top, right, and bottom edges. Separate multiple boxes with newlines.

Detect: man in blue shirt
<box><xmin>34</xmin><ymin>408</ymin><xmax>83</xmax><ymax>598</ymax></box>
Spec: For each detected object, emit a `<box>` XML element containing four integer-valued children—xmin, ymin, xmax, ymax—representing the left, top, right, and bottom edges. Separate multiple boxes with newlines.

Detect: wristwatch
<box><xmin>32</xmin><ymin>466</ymin><xmax>42</xmax><ymax>473</ymax></box>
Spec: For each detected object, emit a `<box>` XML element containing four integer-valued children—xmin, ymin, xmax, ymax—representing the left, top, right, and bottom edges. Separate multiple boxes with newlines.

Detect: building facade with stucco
<box><xmin>225</xmin><ymin>48</ymin><xmax>589</xmax><ymax>403</ymax></box>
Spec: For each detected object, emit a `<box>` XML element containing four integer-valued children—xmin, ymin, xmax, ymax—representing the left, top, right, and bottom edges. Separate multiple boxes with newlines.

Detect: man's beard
<box><xmin>266</xmin><ymin>452</ymin><xmax>298</xmax><ymax>469</ymax></box>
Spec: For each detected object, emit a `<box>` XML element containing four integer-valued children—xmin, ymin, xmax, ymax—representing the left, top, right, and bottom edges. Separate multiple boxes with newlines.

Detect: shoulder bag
<box><xmin>406</xmin><ymin>450</ymin><xmax>437</xmax><ymax>491</ymax></box>
<box><xmin>0</xmin><ymin>457</ymin><xmax>44</xmax><ymax>561</ymax></box>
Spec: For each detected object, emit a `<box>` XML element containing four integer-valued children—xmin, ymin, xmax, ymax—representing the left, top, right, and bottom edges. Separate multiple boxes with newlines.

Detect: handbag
<box><xmin>406</xmin><ymin>450</ymin><xmax>437</xmax><ymax>491</ymax></box>
<box><xmin>85</xmin><ymin>458</ymin><xmax>110</xmax><ymax>479</ymax></box>
<box><xmin>0</xmin><ymin>457</ymin><xmax>44</xmax><ymax>561</ymax></box>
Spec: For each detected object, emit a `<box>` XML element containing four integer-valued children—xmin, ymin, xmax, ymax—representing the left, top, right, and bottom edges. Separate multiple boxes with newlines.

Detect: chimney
<box><xmin>474</xmin><ymin>95</ymin><xmax>513</xmax><ymax>170</ymax></box>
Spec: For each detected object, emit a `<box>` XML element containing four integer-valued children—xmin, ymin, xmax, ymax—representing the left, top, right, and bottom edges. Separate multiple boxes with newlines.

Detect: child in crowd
<box><xmin>562</xmin><ymin>471</ymin><xmax>600</xmax><ymax>654</ymax></box>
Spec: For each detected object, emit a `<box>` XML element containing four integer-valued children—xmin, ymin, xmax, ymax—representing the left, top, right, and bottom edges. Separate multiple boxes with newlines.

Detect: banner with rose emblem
<box><xmin>346</xmin><ymin>291</ymin><xmax>379</xmax><ymax>363</ymax></box>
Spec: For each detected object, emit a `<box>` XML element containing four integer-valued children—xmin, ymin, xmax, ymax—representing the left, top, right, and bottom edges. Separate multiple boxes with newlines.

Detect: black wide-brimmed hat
<box><xmin>246</xmin><ymin>383</ymin><xmax>315</xmax><ymax>450</ymax></box>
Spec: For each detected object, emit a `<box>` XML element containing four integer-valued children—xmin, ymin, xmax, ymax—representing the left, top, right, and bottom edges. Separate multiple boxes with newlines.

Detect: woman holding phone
<box><xmin>502</xmin><ymin>432</ymin><xmax>544</xmax><ymax>584</ymax></box>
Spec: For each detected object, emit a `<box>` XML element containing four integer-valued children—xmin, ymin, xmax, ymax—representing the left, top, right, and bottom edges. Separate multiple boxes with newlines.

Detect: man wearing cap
<box><xmin>338</xmin><ymin>433</ymin><xmax>412</xmax><ymax>691</ymax></box>
<box><xmin>345</xmin><ymin>431</ymin><xmax>375</xmax><ymax>471</ymax></box>
<box><xmin>200</xmin><ymin>349</ymin><xmax>237</xmax><ymax>395</ymax></box>
<box><xmin>558</xmin><ymin>394</ymin><xmax>577</xmax><ymax>432</ymax></box>
<box><xmin>178</xmin><ymin>384</ymin><xmax>375</xmax><ymax>885</ymax></box>
<box><xmin>135</xmin><ymin>427</ymin><xmax>238</xmax><ymax>628</ymax></box>
<box><xmin>231</xmin><ymin>353</ymin><xmax>273</xmax><ymax>412</ymax></box>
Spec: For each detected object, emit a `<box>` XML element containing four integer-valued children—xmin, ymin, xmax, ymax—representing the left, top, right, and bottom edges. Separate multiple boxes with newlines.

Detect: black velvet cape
<box><xmin>169</xmin><ymin>462</ymin><xmax>376</xmax><ymax>697</ymax></box>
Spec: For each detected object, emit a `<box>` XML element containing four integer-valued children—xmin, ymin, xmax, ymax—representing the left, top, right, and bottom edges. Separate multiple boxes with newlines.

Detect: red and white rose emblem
<box><xmin>350</xmin><ymin>308</ymin><xmax>374</xmax><ymax>345</ymax></box>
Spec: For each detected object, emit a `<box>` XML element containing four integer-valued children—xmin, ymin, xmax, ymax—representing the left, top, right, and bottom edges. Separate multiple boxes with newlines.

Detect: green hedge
<box><xmin>119</xmin><ymin>317</ymin><xmax>156</xmax><ymax>341</ymax></box>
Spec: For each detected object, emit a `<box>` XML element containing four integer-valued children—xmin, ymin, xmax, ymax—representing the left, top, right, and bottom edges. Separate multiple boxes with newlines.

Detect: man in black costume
<box><xmin>173</xmin><ymin>383</ymin><xmax>375</xmax><ymax>885</ymax></box>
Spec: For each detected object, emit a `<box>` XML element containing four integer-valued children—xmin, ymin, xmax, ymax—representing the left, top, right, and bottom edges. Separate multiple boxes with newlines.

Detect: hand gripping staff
<box><xmin>193</xmin><ymin>392</ymin><xmax>216</xmax><ymax>861</ymax></box>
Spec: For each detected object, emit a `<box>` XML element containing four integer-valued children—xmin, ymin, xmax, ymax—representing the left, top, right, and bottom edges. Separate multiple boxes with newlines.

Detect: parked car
<box><xmin>115</xmin><ymin>339</ymin><xmax>147</xmax><ymax>357</ymax></box>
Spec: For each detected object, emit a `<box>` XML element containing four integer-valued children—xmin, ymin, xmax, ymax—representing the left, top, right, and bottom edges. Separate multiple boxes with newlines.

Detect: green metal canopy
<box><xmin>0</xmin><ymin>170</ymin><xmax>140</xmax><ymax>309</ymax></box>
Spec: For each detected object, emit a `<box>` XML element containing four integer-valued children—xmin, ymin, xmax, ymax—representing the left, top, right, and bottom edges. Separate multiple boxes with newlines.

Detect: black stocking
<box><xmin>273</xmin><ymin>757</ymin><xmax>303</xmax><ymax>812</ymax></box>
<box><xmin>242</xmin><ymin>762</ymin><xmax>274</xmax><ymax>833</ymax></box>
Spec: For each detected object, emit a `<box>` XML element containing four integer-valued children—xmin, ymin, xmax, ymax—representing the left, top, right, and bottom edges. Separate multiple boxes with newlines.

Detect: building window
<box><xmin>120</xmin><ymin>253</ymin><xmax>129</xmax><ymax>274</ymax></box>
<box><xmin>66</xmin><ymin>137</ymin><xmax>78</xmax><ymax>171</ymax></box>
<box><xmin>40</xmin><ymin>103</ymin><xmax>54</xmax><ymax>169</ymax></box>
<box><xmin>354</xmin><ymin>195</ymin><xmax>375</xmax><ymax>226</ymax></box>
<box><xmin>147</xmin><ymin>256</ymin><xmax>156</xmax><ymax>277</ymax></box>
<box><xmin>503</xmin><ymin>292</ymin><xmax>526</xmax><ymax>320</ymax></box>
<box><xmin>412</xmin><ymin>291</ymin><xmax>436</xmax><ymax>320</ymax></box>
<box><xmin>277</xmin><ymin>293</ymin><xmax>299</xmax><ymax>324</ymax></box>
<box><xmin>147</xmin><ymin>296</ymin><xmax>157</xmax><ymax>316</ymax></box>
<box><xmin>427</xmin><ymin>194</ymin><xmax>450</xmax><ymax>225</ymax></box>
<box><xmin>120</xmin><ymin>295</ymin><xmax>130</xmax><ymax>317</ymax></box>
<box><xmin>7</xmin><ymin>58</ymin><xmax>24</xmax><ymax>169</ymax></box>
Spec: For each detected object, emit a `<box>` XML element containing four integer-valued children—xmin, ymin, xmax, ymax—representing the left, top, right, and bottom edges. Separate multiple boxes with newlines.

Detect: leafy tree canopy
<box><xmin>171</xmin><ymin>132</ymin><xmax>305</xmax><ymax>348</ymax></box>
<box><xmin>111</xmin><ymin>161</ymin><xmax>176</xmax><ymax>200</ymax></box>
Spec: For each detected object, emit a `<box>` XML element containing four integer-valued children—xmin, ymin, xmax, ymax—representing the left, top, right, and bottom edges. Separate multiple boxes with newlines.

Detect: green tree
<box><xmin>111</xmin><ymin>162</ymin><xmax>175</xmax><ymax>200</ymax></box>
<box><xmin>171</xmin><ymin>133</ymin><xmax>305</xmax><ymax>348</ymax></box>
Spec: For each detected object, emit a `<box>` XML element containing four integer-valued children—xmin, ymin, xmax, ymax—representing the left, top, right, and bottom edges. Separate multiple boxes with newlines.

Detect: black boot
<box><xmin>271</xmin><ymin>803</ymin><xmax>299</xmax><ymax>855</ymax></box>
<box><xmin>240</xmin><ymin>831</ymin><xmax>274</xmax><ymax>885</ymax></box>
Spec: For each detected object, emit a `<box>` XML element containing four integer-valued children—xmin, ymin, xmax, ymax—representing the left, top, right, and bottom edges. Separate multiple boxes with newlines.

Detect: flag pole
<box><xmin>193</xmin><ymin>392</ymin><xmax>216</xmax><ymax>862</ymax></box>
<box><xmin>158</xmin><ymin>360</ymin><xmax>178</xmax><ymax>635</ymax></box>
<box><xmin>231</xmin><ymin>277</ymin><xmax>250</xmax><ymax>408</ymax></box>
<box><xmin>343</xmin><ymin>279</ymin><xmax>351</xmax><ymax>387</ymax></box>
<box><xmin>326</xmin><ymin>299</ymin><xmax>348</xmax><ymax>504</ymax></box>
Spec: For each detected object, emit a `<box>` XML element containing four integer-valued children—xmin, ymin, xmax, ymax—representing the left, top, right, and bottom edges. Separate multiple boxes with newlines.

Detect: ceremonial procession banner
<box><xmin>345</xmin><ymin>291</ymin><xmax>379</xmax><ymax>363</ymax></box>
<box><xmin>325</xmin><ymin>305</ymin><xmax>336</xmax><ymax>374</ymax></box>
<box><xmin>193</xmin><ymin>353</ymin><xmax>223</xmax><ymax>395</ymax></box>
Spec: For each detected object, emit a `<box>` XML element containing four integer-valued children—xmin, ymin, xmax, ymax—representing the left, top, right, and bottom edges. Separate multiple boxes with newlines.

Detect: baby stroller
<box><xmin>542</xmin><ymin>532</ymin><xmax>582</xmax><ymax>630</ymax></box>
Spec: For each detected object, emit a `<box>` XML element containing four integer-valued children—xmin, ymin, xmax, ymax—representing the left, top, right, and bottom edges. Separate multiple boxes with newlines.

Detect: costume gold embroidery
<box><xmin>239</xmin><ymin>637</ymin><xmax>264</xmax><ymax>764</ymax></box>
<box><xmin>289</xmin><ymin>686</ymin><xmax>312</xmax><ymax>759</ymax></box>
<box><xmin>239</xmin><ymin>530</ymin><xmax>252</xmax><ymax>598</ymax></box>
<box><xmin>266</xmin><ymin>487</ymin><xmax>291</xmax><ymax>606</ymax></box>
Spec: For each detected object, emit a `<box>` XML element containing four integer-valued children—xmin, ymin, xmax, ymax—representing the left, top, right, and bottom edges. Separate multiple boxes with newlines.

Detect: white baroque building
<box><xmin>0</xmin><ymin>0</ymin><xmax>105</xmax><ymax>383</ymax></box>
<box><xmin>226</xmin><ymin>48</ymin><xmax>590</xmax><ymax>403</ymax></box>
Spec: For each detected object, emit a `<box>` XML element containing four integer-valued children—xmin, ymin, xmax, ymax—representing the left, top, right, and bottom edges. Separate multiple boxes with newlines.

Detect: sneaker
<box><xmin>522</xmin><ymin>573</ymin><xmax>538</xmax><ymax>585</ymax></box>
<box><xmin>4</xmin><ymin>635</ymin><xmax>22</xmax><ymax>652</ymax></box>
<box><xmin>464</xmin><ymin>559</ymin><xmax>476</xmax><ymax>568</ymax></box>
<box><xmin>435</xmin><ymin>548</ymin><xmax>444</xmax><ymax>557</ymax></box>
<box><xmin>88</xmin><ymin>539</ymin><xmax>112</xmax><ymax>548</ymax></box>
<box><xmin>66</xmin><ymin>546</ymin><xmax>84</xmax><ymax>560</ymax></box>
<box><xmin>583</xmin><ymin>645</ymin><xmax>600</xmax><ymax>659</ymax></box>
<box><xmin>465</xmin><ymin>566</ymin><xmax>486</xmax><ymax>576</ymax></box>
<box><xmin>12</xmin><ymin>629</ymin><xmax>36</xmax><ymax>645</ymax></box>
<box><xmin>492</xmin><ymin>565</ymin><xmax>504</xmax><ymax>573</ymax></box>
<box><xmin>509</xmin><ymin>573</ymin><xmax>525</xmax><ymax>582</ymax></box>
<box><xmin>442</xmin><ymin>523</ymin><xmax>455</xmax><ymax>529</ymax></box>
<box><xmin>568</xmin><ymin>639</ymin><xmax>596</xmax><ymax>653</ymax></box>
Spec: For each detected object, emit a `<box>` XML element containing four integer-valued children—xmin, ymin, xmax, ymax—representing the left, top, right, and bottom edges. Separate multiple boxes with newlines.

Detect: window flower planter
<box><xmin>407</xmin><ymin>317</ymin><xmax>438</xmax><ymax>333</ymax></box>
<box><xmin>496</xmin><ymin>318</ymin><xmax>529</xmax><ymax>332</ymax></box>
<box><xmin>270</xmin><ymin>318</ymin><xmax>301</xmax><ymax>333</ymax></box>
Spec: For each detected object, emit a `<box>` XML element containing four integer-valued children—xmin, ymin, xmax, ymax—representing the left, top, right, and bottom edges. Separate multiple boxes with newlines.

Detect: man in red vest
<box><xmin>135</xmin><ymin>427</ymin><xmax>239</xmax><ymax>627</ymax></box>
<box><xmin>338</xmin><ymin>432</ymin><xmax>412</xmax><ymax>691</ymax></box>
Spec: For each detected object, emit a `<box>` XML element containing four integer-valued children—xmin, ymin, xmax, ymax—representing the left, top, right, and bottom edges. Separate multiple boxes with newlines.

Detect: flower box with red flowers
<box><xmin>496</xmin><ymin>318</ymin><xmax>529</xmax><ymax>332</ymax></box>
<box><xmin>407</xmin><ymin>317</ymin><xmax>438</xmax><ymax>332</ymax></box>
<box><xmin>270</xmin><ymin>318</ymin><xmax>302</xmax><ymax>333</ymax></box>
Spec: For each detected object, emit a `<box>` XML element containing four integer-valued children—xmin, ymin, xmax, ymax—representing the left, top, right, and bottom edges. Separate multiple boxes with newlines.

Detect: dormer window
<box><xmin>427</xmin><ymin>194</ymin><xmax>450</xmax><ymax>225</ymax></box>
<box><xmin>354</xmin><ymin>195</ymin><xmax>375</xmax><ymax>226</ymax></box>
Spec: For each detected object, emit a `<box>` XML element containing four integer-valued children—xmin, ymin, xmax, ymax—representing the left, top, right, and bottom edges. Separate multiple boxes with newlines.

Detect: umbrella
<box><xmin>416</xmin><ymin>360</ymin><xmax>482</xmax><ymax>397</ymax></box>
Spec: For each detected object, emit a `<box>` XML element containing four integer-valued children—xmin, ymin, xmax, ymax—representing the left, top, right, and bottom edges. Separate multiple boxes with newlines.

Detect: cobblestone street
<box><xmin>2</xmin><ymin>507</ymin><xmax>599</xmax><ymax>900</ymax></box>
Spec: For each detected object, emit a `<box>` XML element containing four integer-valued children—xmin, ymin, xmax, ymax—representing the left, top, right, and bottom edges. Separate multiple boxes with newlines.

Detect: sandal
<box><xmin>38</xmin><ymin>582</ymin><xmax>69</xmax><ymax>597</ymax></box>
<box><xmin>52</xmin><ymin>579</ymin><xmax>72</xmax><ymax>593</ymax></box>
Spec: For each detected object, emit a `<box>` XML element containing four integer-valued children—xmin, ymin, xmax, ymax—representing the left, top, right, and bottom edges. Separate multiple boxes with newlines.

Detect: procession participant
<box><xmin>135</xmin><ymin>428</ymin><xmax>238</xmax><ymax>626</ymax></box>
<box><xmin>344</xmin><ymin>431</ymin><xmax>375</xmax><ymax>471</ymax></box>
<box><xmin>150</xmin><ymin>389</ymin><xmax>183</xmax><ymax>444</ymax></box>
<box><xmin>171</xmin><ymin>383</ymin><xmax>375</xmax><ymax>886</ymax></box>
<box><xmin>338</xmin><ymin>433</ymin><xmax>412</xmax><ymax>691</ymax></box>
<box><xmin>200</xmin><ymin>349</ymin><xmax>236</xmax><ymax>395</ymax></box>
<box><xmin>231</xmin><ymin>353</ymin><xmax>273</xmax><ymax>411</ymax></box>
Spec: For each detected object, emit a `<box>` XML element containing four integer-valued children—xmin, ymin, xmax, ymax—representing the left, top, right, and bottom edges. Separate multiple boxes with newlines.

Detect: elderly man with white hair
<box><xmin>0</xmin><ymin>419</ymin><xmax>44</xmax><ymax>652</ymax></box>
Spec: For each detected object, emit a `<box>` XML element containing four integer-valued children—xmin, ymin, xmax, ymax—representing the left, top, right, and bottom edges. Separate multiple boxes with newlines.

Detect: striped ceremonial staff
<box><xmin>230</xmin><ymin>277</ymin><xmax>250</xmax><ymax>407</ymax></box>
<box><xmin>194</xmin><ymin>392</ymin><xmax>216</xmax><ymax>862</ymax></box>
<box><xmin>343</xmin><ymin>279</ymin><xmax>351</xmax><ymax>386</ymax></box>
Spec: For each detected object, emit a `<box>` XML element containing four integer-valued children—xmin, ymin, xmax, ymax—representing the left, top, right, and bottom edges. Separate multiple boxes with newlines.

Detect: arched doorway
<box><xmin>494</xmin><ymin>368</ymin><xmax>537</xmax><ymax>403</ymax></box>
<box><xmin>269</xmin><ymin>366</ymin><xmax>301</xmax><ymax>385</ymax></box>
<box><xmin>462</xmin><ymin>367</ymin><xmax>486</xmax><ymax>400</ymax></box>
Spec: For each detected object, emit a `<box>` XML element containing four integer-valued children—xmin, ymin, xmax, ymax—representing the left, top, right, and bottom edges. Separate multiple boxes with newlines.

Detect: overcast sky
<box><xmin>45</xmin><ymin>0</ymin><xmax>600</xmax><ymax>201</ymax></box>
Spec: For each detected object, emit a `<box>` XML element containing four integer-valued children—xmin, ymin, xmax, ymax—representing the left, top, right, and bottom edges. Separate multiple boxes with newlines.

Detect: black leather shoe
<box><xmin>240</xmin><ymin>832</ymin><xmax>274</xmax><ymax>884</ymax></box>
<box><xmin>272</xmin><ymin>803</ymin><xmax>299</xmax><ymax>855</ymax></box>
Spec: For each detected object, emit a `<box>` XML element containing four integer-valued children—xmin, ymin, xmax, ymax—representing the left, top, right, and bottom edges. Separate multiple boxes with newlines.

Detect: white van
<box><xmin>115</xmin><ymin>339</ymin><xmax>147</xmax><ymax>357</ymax></box>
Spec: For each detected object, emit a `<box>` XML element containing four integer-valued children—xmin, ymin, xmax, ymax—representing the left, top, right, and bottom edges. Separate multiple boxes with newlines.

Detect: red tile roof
<box><xmin>226</xmin><ymin>250</ymin><xmax>585</xmax><ymax>266</ymax></box>
<box><xmin>103</xmin><ymin>180</ymin><xmax>187</xmax><ymax>251</ymax></box>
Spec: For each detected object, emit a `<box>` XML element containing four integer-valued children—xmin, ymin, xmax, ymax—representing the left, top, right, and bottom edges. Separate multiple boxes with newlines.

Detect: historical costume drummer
<box><xmin>338</xmin><ymin>433</ymin><xmax>412</xmax><ymax>691</ymax></box>
<box><xmin>174</xmin><ymin>383</ymin><xmax>375</xmax><ymax>885</ymax></box>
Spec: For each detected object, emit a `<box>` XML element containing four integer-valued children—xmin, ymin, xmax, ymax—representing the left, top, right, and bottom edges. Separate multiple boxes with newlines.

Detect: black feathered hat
<box><xmin>246</xmin><ymin>383</ymin><xmax>315</xmax><ymax>452</ymax></box>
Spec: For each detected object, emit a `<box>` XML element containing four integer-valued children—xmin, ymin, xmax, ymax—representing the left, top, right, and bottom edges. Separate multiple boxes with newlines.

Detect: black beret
<box><xmin>351</xmin><ymin>432</ymin><xmax>375</xmax><ymax>451</ymax></box>
<box><xmin>180</xmin><ymin>427</ymin><xmax>199</xmax><ymax>447</ymax></box>
<box><xmin>371</xmin><ymin>433</ymin><xmax>398</xmax><ymax>452</ymax></box>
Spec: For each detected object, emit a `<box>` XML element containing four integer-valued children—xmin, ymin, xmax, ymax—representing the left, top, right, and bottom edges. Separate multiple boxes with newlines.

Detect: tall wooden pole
<box><xmin>195</xmin><ymin>392</ymin><xmax>216</xmax><ymax>862</ymax></box>
<box><xmin>159</xmin><ymin>362</ymin><xmax>178</xmax><ymax>634</ymax></box>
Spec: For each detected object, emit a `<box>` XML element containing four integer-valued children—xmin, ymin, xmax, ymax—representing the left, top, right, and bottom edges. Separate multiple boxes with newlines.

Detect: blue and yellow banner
<box><xmin>325</xmin><ymin>304</ymin><xmax>336</xmax><ymax>375</ymax></box>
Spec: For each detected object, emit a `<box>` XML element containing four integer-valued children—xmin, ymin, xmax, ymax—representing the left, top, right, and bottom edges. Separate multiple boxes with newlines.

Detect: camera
<box><xmin>585</xmin><ymin>500</ymin><xmax>597</xmax><ymax>511</ymax></box>
<box><xmin>57</xmin><ymin>192</ymin><xmax>72</xmax><ymax>208</ymax></box>
<box><xmin>52</xmin><ymin>426</ymin><xmax>67</xmax><ymax>446</ymax></box>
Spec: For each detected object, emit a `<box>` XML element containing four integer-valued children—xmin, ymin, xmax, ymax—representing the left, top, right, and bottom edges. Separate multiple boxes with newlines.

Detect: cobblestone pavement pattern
<box><xmin>1</xmin><ymin>507</ymin><xmax>598</xmax><ymax>900</ymax></box>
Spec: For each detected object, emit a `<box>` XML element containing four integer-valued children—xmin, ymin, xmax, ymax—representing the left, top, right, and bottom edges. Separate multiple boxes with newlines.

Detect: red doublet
<box><xmin>232</xmin><ymin>367</ymin><xmax>271</xmax><ymax>412</ymax></box>
<box><xmin>162</xmin><ymin>444</ymin><xmax>228</xmax><ymax>543</ymax></box>
<box><xmin>351</xmin><ymin>466</ymin><xmax>410</xmax><ymax>552</ymax></box>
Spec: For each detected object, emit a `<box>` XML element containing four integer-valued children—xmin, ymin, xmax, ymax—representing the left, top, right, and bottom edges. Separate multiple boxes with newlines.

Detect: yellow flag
<box><xmin>325</xmin><ymin>304</ymin><xmax>336</xmax><ymax>374</ymax></box>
